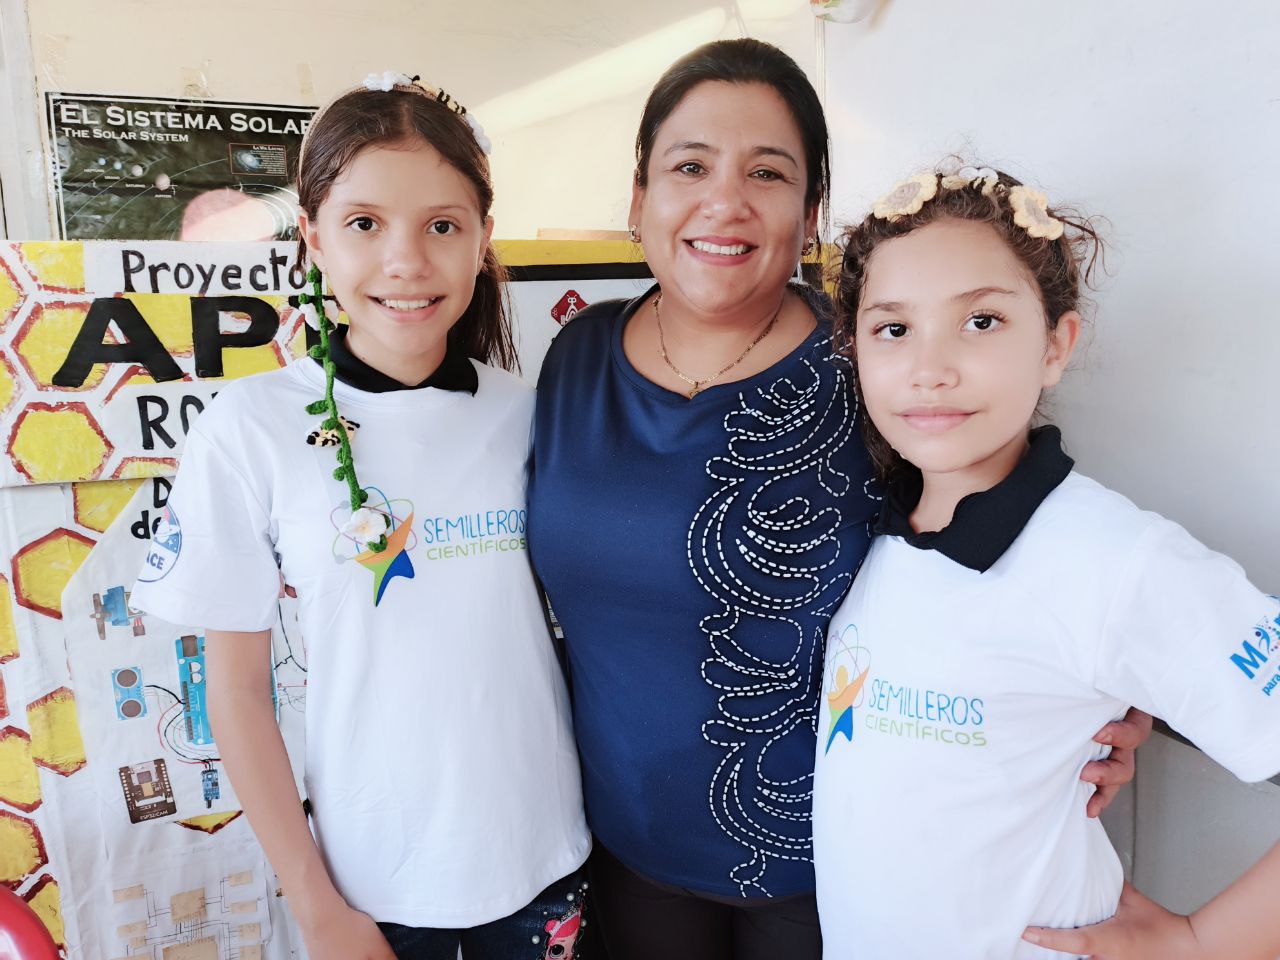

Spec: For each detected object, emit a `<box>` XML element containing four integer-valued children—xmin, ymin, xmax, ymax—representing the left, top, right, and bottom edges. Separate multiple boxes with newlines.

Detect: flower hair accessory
<box><xmin>1008</xmin><ymin>185</ymin><xmax>1065</xmax><ymax>240</ymax></box>
<box><xmin>940</xmin><ymin>165</ymin><xmax>1000</xmax><ymax>197</ymax></box>
<box><xmin>363</xmin><ymin>70</ymin><xmax>413</xmax><ymax>92</ymax></box>
<box><xmin>464</xmin><ymin>112</ymin><xmax>492</xmax><ymax>155</ymax></box>
<box><xmin>872</xmin><ymin>173</ymin><xmax>939</xmax><ymax>221</ymax></box>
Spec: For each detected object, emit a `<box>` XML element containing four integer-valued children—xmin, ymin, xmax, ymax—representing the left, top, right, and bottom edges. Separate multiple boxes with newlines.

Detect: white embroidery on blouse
<box><xmin>689</xmin><ymin>340</ymin><xmax>861</xmax><ymax>896</ymax></box>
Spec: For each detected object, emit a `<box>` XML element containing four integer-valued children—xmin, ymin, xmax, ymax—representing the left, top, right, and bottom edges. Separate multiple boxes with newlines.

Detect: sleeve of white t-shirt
<box><xmin>1093</xmin><ymin>517</ymin><xmax>1280</xmax><ymax>783</ymax></box>
<box><xmin>130</xmin><ymin>422</ymin><xmax>282</xmax><ymax>633</ymax></box>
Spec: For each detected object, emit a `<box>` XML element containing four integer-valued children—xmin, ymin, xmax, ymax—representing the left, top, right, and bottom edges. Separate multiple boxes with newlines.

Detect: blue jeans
<box><xmin>377</xmin><ymin>867</ymin><xmax>589</xmax><ymax>960</ymax></box>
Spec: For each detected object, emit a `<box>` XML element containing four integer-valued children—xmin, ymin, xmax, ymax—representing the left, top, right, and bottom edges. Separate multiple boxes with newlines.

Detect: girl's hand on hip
<box><xmin>1083</xmin><ymin>707</ymin><xmax>1154</xmax><ymax>817</ymax></box>
<box><xmin>1022</xmin><ymin>883</ymin><xmax>1205</xmax><ymax>960</ymax></box>
<box><xmin>301</xmin><ymin>904</ymin><xmax>398</xmax><ymax>960</ymax></box>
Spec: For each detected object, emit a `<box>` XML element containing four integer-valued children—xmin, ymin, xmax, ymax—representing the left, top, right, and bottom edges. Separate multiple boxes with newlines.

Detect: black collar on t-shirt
<box><xmin>317</xmin><ymin>325</ymin><xmax>479</xmax><ymax>395</ymax></box>
<box><xmin>875</xmin><ymin>425</ymin><xmax>1074</xmax><ymax>573</ymax></box>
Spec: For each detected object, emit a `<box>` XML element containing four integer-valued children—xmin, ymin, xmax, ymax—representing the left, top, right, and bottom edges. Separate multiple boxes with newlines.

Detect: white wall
<box><xmin>822</xmin><ymin>0</ymin><xmax>1280</xmax><ymax>910</ymax></box>
<box><xmin>7</xmin><ymin>0</ymin><xmax>820</xmax><ymax>239</ymax></box>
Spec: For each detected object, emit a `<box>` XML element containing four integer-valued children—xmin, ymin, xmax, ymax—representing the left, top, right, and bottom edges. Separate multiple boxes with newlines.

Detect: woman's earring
<box><xmin>802</xmin><ymin>236</ymin><xmax>817</xmax><ymax>257</ymax></box>
<box><xmin>628</xmin><ymin>224</ymin><xmax>641</xmax><ymax>244</ymax></box>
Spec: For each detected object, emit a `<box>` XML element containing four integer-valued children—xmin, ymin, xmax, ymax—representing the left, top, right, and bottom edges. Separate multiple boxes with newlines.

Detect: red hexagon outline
<box><xmin>25</xmin><ymin>686</ymin><xmax>86</xmax><ymax>776</ymax></box>
<box><xmin>0</xmin><ymin>726</ymin><xmax>41</xmax><ymax>812</ymax></box>
<box><xmin>7</xmin><ymin>401</ymin><xmax>113</xmax><ymax>484</ymax></box>
<box><xmin>111</xmin><ymin>456</ymin><xmax>178</xmax><ymax>480</ymax></box>
<box><xmin>20</xmin><ymin>873</ymin><xmax>64</xmax><ymax>948</ymax></box>
<box><xmin>0</xmin><ymin>808</ymin><xmax>48</xmax><ymax>889</ymax></box>
<box><xmin>0</xmin><ymin>255</ymin><xmax>29</xmax><ymax>330</ymax></box>
<box><xmin>9</xmin><ymin>299</ymin><xmax>103</xmax><ymax>392</ymax></box>
<box><xmin>0</xmin><ymin>350</ymin><xmax>23</xmax><ymax>419</ymax></box>
<box><xmin>10</xmin><ymin>527</ymin><xmax>98</xmax><ymax>620</ymax></box>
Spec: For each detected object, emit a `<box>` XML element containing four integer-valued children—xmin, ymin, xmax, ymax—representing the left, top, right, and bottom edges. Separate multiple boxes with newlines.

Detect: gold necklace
<box><xmin>654</xmin><ymin>292</ymin><xmax>784</xmax><ymax>398</ymax></box>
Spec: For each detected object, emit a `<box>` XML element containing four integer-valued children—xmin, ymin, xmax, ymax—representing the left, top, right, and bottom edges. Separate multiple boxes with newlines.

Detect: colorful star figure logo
<box><xmin>824</xmin><ymin>625</ymin><xmax>871</xmax><ymax>754</ymax></box>
<box><xmin>353</xmin><ymin>511</ymin><xmax>416</xmax><ymax>606</ymax></box>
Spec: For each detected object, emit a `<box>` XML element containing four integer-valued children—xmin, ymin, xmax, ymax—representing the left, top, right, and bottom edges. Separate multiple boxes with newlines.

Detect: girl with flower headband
<box><xmin>811</xmin><ymin>164</ymin><xmax>1280</xmax><ymax>958</ymax></box>
<box><xmin>132</xmin><ymin>73</ymin><xmax>589</xmax><ymax>960</ymax></box>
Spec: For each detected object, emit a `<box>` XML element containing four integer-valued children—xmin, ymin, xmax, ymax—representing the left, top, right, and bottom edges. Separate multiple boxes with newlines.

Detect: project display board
<box><xmin>0</xmin><ymin>239</ymin><xmax>649</xmax><ymax>958</ymax></box>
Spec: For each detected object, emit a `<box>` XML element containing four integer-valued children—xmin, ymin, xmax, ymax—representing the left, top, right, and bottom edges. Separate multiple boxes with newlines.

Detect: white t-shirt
<box><xmin>813</xmin><ymin>471</ymin><xmax>1280</xmax><ymax>959</ymax></box>
<box><xmin>132</xmin><ymin>358</ymin><xmax>590</xmax><ymax>927</ymax></box>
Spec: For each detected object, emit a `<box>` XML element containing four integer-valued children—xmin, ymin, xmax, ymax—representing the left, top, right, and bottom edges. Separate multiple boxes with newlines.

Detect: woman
<box><xmin>527</xmin><ymin>38</ymin><xmax>1146</xmax><ymax>960</ymax></box>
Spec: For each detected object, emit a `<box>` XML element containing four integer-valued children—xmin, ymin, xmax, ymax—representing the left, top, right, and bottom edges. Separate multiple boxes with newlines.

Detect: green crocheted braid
<box><xmin>298</xmin><ymin>266</ymin><xmax>389</xmax><ymax>554</ymax></box>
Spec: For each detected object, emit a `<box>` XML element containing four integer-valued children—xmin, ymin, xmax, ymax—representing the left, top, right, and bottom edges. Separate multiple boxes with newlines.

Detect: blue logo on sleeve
<box><xmin>138</xmin><ymin>506</ymin><xmax>182</xmax><ymax>582</ymax></box>
<box><xmin>1230</xmin><ymin>603</ymin><xmax>1280</xmax><ymax>696</ymax></box>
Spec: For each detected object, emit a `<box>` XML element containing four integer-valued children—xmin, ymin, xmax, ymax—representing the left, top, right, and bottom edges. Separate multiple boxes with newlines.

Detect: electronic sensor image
<box><xmin>119</xmin><ymin>758</ymin><xmax>177</xmax><ymax>823</ymax></box>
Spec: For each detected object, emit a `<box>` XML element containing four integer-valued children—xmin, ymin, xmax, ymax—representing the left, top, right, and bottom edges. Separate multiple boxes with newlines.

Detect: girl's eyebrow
<box><xmin>861</xmin><ymin>299</ymin><xmax>905</xmax><ymax>314</ymax></box>
<box><xmin>862</xmin><ymin>287</ymin><xmax>1019</xmax><ymax>315</ymax></box>
<box><xmin>953</xmin><ymin>286</ymin><xmax>1019</xmax><ymax>302</ymax></box>
<box><xmin>662</xmin><ymin>140</ymin><xmax>800</xmax><ymax>166</ymax></box>
<box><xmin>330</xmin><ymin>200</ymin><xmax>472</xmax><ymax>214</ymax></box>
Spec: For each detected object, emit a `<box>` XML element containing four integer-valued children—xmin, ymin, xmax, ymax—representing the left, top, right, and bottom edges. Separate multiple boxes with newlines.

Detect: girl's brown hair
<box><xmin>834</xmin><ymin>166</ymin><xmax>1105</xmax><ymax>482</ymax></box>
<box><xmin>297</xmin><ymin>86</ymin><xmax>517</xmax><ymax>371</ymax></box>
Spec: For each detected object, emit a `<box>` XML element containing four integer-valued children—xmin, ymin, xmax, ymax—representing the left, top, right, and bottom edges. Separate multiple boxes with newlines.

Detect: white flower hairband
<box><xmin>363</xmin><ymin>70</ymin><xmax>412</xmax><ymax>93</ymax></box>
<box><xmin>357</xmin><ymin>69</ymin><xmax>491</xmax><ymax>155</ymax></box>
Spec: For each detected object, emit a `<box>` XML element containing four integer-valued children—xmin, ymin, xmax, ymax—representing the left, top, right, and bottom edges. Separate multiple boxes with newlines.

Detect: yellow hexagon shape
<box><xmin>27</xmin><ymin>687</ymin><xmax>87</xmax><ymax>776</ymax></box>
<box><xmin>0</xmin><ymin>574</ymin><xmax>17</xmax><ymax>663</ymax></box>
<box><xmin>12</xmin><ymin>301</ymin><xmax>104</xmax><ymax>390</ymax></box>
<box><xmin>25</xmin><ymin>877</ymin><xmax>65</xmax><ymax>948</ymax></box>
<box><xmin>73</xmin><ymin>478</ymin><xmax>144</xmax><ymax>533</ymax></box>
<box><xmin>9</xmin><ymin>403</ymin><xmax>112</xmax><ymax>484</ymax></box>
<box><xmin>20</xmin><ymin>241</ymin><xmax>85</xmax><ymax>292</ymax></box>
<box><xmin>0</xmin><ymin>727</ymin><xmax>41</xmax><ymax>811</ymax></box>
<box><xmin>11</xmin><ymin>527</ymin><xmax>96</xmax><ymax>620</ymax></box>
<box><xmin>0</xmin><ymin>259</ymin><xmax>24</xmax><ymax>326</ymax></box>
<box><xmin>0</xmin><ymin>810</ymin><xmax>46</xmax><ymax>883</ymax></box>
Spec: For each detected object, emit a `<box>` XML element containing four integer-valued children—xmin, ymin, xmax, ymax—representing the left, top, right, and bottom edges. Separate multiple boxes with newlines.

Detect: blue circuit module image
<box><xmin>175</xmin><ymin>634</ymin><xmax>213</xmax><ymax>746</ymax></box>
<box><xmin>111</xmin><ymin>666</ymin><xmax>147</xmax><ymax>720</ymax></box>
<box><xmin>201</xmin><ymin>767</ymin><xmax>220</xmax><ymax>808</ymax></box>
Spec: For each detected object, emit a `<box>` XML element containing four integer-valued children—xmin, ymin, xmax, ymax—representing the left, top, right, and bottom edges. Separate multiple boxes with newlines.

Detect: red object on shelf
<box><xmin>0</xmin><ymin>887</ymin><xmax>59</xmax><ymax>960</ymax></box>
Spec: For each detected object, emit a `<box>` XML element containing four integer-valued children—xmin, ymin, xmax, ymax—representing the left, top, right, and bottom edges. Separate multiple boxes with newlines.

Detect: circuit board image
<box><xmin>119</xmin><ymin>758</ymin><xmax>178</xmax><ymax>823</ymax></box>
<box><xmin>176</xmin><ymin>635</ymin><xmax>213</xmax><ymax>746</ymax></box>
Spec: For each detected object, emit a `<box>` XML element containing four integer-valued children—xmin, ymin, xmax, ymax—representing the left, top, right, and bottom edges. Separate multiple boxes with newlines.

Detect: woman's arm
<box><xmin>206</xmin><ymin>629</ymin><xmax>395</xmax><ymax>960</ymax></box>
<box><xmin>1024</xmin><ymin>843</ymin><xmax>1280</xmax><ymax>959</ymax></box>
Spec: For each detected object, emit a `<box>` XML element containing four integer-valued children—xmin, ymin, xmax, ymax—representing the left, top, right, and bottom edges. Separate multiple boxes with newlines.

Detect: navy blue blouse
<box><xmin>529</xmin><ymin>285</ymin><xmax>878</xmax><ymax>899</ymax></box>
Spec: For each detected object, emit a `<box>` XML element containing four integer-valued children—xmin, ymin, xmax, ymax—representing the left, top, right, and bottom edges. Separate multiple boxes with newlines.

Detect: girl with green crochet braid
<box><xmin>132</xmin><ymin>72</ymin><xmax>590</xmax><ymax>960</ymax></box>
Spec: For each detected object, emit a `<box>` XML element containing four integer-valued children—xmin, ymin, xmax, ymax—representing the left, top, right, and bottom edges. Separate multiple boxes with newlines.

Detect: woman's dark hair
<box><xmin>635</xmin><ymin>38</ymin><xmax>830</xmax><ymax>215</ymax></box>
<box><xmin>297</xmin><ymin>87</ymin><xmax>516</xmax><ymax>371</ymax></box>
<box><xmin>835</xmin><ymin>166</ymin><xmax>1105</xmax><ymax>482</ymax></box>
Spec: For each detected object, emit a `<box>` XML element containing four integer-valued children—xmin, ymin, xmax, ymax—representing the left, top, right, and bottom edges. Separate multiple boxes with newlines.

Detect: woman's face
<box><xmin>630</xmin><ymin>81</ymin><xmax>817</xmax><ymax>321</ymax></box>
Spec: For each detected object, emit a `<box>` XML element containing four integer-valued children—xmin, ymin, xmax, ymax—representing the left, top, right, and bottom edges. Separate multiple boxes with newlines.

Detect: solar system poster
<box><xmin>46</xmin><ymin>94</ymin><xmax>316</xmax><ymax>242</ymax></box>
